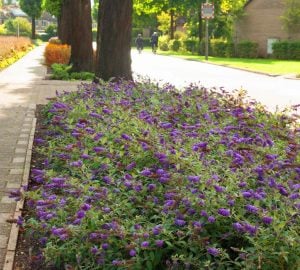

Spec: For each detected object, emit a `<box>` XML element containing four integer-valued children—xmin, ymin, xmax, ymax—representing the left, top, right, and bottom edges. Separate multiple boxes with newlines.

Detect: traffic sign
<box><xmin>201</xmin><ymin>3</ymin><xmax>214</xmax><ymax>19</ymax></box>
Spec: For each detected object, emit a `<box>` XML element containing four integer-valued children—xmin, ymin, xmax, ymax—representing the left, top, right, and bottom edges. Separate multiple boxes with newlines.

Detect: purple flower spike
<box><xmin>262</xmin><ymin>216</ymin><xmax>273</xmax><ymax>225</ymax></box>
<box><xmin>232</xmin><ymin>222</ymin><xmax>244</xmax><ymax>232</ymax></box>
<box><xmin>129</xmin><ymin>249</ymin><xmax>136</xmax><ymax>257</ymax></box>
<box><xmin>174</xmin><ymin>218</ymin><xmax>186</xmax><ymax>227</ymax></box>
<box><xmin>207</xmin><ymin>247</ymin><xmax>220</xmax><ymax>257</ymax></box>
<box><xmin>155</xmin><ymin>240</ymin><xmax>164</xmax><ymax>247</ymax></box>
<box><xmin>141</xmin><ymin>241</ymin><xmax>149</xmax><ymax>248</ymax></box>
<box><xmin>121</xmin><ymin>133</ymin><xmax>132</xmax><ymax>141</ymax></box>
<box><xmin>245</xmin><ymin>204</ymin><xmax>259</xmax><ymax>214</ymax></box>
<box><xmin>218</xmin><ymin>208</ymin><xmax>230</xmax><ymax>217</ymax></box>
<box><xmin>208</xmin><ymin>216</ymin><xmax>216</xmax><ymax>223</ymax></box>
<box><xmin>187</xmin><ymin>175</ymin><xmax>200</xmax><ymax>183</ymax></box>
<box><xmin>102</xmin><ymin>243</ymin><xmax>109</xmax><ymax>250</ymax></box>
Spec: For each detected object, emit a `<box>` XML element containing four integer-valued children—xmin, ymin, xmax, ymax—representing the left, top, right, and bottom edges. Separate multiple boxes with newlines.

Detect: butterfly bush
<box><xmin>20</xmin><ymin>80</ymin><xmax>300</xmax><ymax>269</ymax></box>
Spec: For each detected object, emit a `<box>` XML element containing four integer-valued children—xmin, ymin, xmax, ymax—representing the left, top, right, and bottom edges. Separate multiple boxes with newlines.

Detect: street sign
<box><xmin>201</xmin><ymin>3</ymin><xmax>214</xmax><ymax>19</ymax></box>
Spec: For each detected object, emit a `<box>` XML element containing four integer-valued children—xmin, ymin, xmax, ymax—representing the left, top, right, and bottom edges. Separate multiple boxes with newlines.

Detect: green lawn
<box><xmin>149</xmin><ymin>49</ymin><xmax>300</xmax><ymax>76</ymax></box>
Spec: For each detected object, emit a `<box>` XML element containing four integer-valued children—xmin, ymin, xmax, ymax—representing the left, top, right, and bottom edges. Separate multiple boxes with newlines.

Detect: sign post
<box><xmin>201</xmin><ymin>1</ymin><xmax>214</xmax><ymax>60</ymax></box>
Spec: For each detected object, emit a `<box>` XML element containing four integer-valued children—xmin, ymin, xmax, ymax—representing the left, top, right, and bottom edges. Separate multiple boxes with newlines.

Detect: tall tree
<box><xmin>69</xmin><ymin>0</ymin><xmax>93</xmax><ymax>72</ymax></box>
<box><xmin>19</xmin><ymin>0</ymin><xmax>42</xmax><ymax>39</ymax></box>
<box><xmin>281</xmin><ymin>0</ymin><xmax>300</xmax><ymax>34</ymax></box>
<box><xmin>95</xmin><ymin>0</ymin><xmax>133</xmax><ymax>81</ymax></box>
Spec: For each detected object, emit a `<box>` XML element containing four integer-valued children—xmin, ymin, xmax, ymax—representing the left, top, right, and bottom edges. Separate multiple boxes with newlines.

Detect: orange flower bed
<box><xmin>0</xmin><ymin>36</ymin><xmax>32</xmax><ymax>60</ymax></box>
<box><xmin>44</xmin><ymin>43</ymin><xmax>71</xmax><ymax>67</ymax></box>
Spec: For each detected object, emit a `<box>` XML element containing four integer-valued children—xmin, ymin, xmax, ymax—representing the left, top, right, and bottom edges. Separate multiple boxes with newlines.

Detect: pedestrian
<box><xmin>150</xmin><ymin>32</ymin><xmax>158</xmax><ymax>53</ymax></box>
<box><xmin>135</xmin><ymin>34</ymin><xmax>144</xmax><ymax>54</ymax></box>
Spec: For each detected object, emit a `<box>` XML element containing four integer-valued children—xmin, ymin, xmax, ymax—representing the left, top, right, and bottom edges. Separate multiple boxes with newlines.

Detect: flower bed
<box><xmin>16</xmin><ymin>81</ymin><xmax>300</xmax><ymax>269</ymax></box>
<box><xmin>0</xmin><ymin>36</ymin><xmax>33</xmax><ymax>69</ymax></box>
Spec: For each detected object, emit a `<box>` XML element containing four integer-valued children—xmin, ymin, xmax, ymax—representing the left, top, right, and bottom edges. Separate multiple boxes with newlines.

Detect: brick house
<box><xmin>235</xmin><ymin>0</ymin><xmax>300</xmax><ymax>57</ymax></box>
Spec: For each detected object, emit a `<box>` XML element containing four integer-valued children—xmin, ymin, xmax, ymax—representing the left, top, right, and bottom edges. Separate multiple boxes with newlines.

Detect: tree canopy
<box><xmin>19</xmin><ymin>0</ymin><xmax>43</xmax><ymax>39</ymax></box>
<box><xmin>281</xmin><ymin>0</ymin><xmax>300</xmax><ymax>34</ymax></box>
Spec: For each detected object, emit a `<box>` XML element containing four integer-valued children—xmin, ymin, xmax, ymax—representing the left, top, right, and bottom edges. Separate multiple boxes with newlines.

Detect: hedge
<box><xmin>272</xmin><ymin>41</ymin><xmax>300</xmax><ymax>60</ymax></box>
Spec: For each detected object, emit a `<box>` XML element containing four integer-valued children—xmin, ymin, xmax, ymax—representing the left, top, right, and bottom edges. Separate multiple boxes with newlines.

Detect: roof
<box><xmin>10</xmin><ymin>8</ymin><xmax>27</xmax><ymax>17</ymax></box>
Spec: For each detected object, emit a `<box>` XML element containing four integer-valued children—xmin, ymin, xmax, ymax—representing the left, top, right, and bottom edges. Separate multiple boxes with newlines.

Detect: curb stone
<box><xmin>3</xmin><ymin>113</ymin><xmax>36</xmax><ymax>270</ymax></box>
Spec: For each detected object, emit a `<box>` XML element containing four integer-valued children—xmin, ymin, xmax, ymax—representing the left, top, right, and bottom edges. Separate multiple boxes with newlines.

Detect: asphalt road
<box><xmin>131</xmin><ymin>51</ymin><xmax>300</xmax><ymax>113</ymax></box>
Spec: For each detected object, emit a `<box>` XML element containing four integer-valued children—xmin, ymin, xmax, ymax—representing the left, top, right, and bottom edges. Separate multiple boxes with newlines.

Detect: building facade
<box><xmin>235</xmin><ymin>0</ymin><xmax>300</xmax><ymax>57</ymax></box>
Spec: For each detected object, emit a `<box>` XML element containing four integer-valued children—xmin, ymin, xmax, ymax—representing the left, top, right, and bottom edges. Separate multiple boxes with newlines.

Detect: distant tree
<box><xmin>281</xmin><ymin>0</ymin><xmax>300</xmax><ymax>34</ymax></box>
<box><xmin>19</xmin><ymin>0</ymin><xmax>42</xmax><ymax>39</ymax></box>
<box><xmin>95</xmin><ymin>0</ymin><xmax>133</xmax><ymax>81</ymax></box>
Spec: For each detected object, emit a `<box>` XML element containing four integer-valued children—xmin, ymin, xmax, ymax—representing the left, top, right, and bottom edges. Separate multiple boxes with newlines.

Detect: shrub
<box><xmin>272</xmin><ymin>42</ymin><xmax>289</xmax><ymax>59</ymax></box>
<box><xmin>70</xmin><ymin>71</ymin><xmax>94</xmax><ymax>81</ymax></box>
<box><xmin>19</xmin><ymin>80</ymin><xmax>300</xmax><ymax>270</ymax></box>
<box><xmin>45</xmin><ymin>24</ymin><xmax>57</xmax><ymax>37</ymax></box>
<box><xmin>237</xmin><ymin>41</ymin><xmax>258</xmax><ymax>58</ymax></box>
<box><xmin>0</xmin><ymin>24</ymin><xmax>7</xmax><ymax>35</ymax></box>
<box><xmin>168</xmin><ymin>39</ymin><xmax>181</xmax><ymax>52</ymax></box>
<box><xmin>210</xmin><ymin>40</ymin><xmax>227</xmax><ymax>57</ymax></box>
<box><xmin>183</xmin><ymin>38</ymin><xmax>199</xmax><ymax>54</ymax></box>
<box><xmin>50</xmin><ymin>63</ymin><xmax>94</xmax><ymax>81</ymax></box>
<box><xmin>48</xmin><ymin>37</ymin><xmax>62</xmax><ymax>45</ymax></box>
<box><xmin>272</xmin><ymin>41</ymin><xmax>300</xmax><ymax>60</ymax></box>
<box><xmin>0</xmin><ymin>36</ymin><xmax>32</xmax><ymax>69</ymax></box>
<box><xmin>44</xmin><ymin>43</ymin><xmax>71</xmax><ymax>67</ymax></box>
<box><xmin>4</xmin><ymin>17</ymin><xmax>31</xmax><ymax>36</ymax></box>
<box><xmin>0</xmin><ymin>36</ymin><xmax>32</xmax><ymax>56</ymax></box>
<box><xmin>158</xmin><ymin>35</ymin><xmax>169</xmax><ymax>51</ymax></box>
<box><xmin>173</xmin><ymin>30</ymin><xmax>186</xmax><ymax>40</ymax></box>
<box><xmin>50</xmin><ymin>63</ymin><xmax>72</xmax><ymax>80</ymax></box>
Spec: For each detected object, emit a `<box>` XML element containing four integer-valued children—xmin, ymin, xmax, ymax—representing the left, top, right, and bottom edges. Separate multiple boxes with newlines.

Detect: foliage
<box><xmin>281</xmin><ymin>0</ymin><xmax>300</xmax><ymax>34</ymax></box>
<box><xmin>0</xmin><ymin>24</ymin><xmax>6</xmax><ymax>35</ymax></box>
<box><xmin>17</xmin><ymin>79</ymin><xmax>300</xmax><ymax>269</ymax></box>
<box><xmin>158</xmin><ymin>34</ymin><xmax>170</xmax><ymax>51</ymax></box>
<box><xmin>45</xmin><ymin>24</ymin><xmax>57</xmax><ymax>37</ymax></box>
<box><xmin>168</xmin><ymin>39</ymin><xmax>181</xmax><ymax>52</ymax></box>
<box><xmin>237</xmin><ymin>41</ymin><xmax>258</xmax><ymax>58</ymax></box>
<box><xmin>50</xmin><ymin>63</ymin><xmax>94</xmax><ymax>81</ymax></box>
<box><xmin>19</xmin><ymin>0</ymin><xmax>43</xmax><ymax>19</ymax></box>
<box><xmin>272</xmin><ymin>41</ymin><xmax>300</xmax><ymax>60</ymax></box>
<box><xmin>210</xmin><ymin>39</ymin><xmax>235</xmax><ymax>58</ymax></box>
<box><xmin>4</xmin><ymin>17</ymin><xmax>31</xmax><ymax>36</ymax></box>
<box><xmin>157</xmin><ymin>11</ymin><xmax>170</xmax><ymax>35</ymax></box>
<box><xmin>44</xmin><ymin>43</ymin><xmax>71</xmax><ymax>67</ymax></box>
<box><xmin>0</xmin><ymin>36</ymin><xmax>33</xmax><ymax>69</ymax></box>
<box><xmin>42</xmin><ymin>0</ymin><xmax>61</xmax><ymax>17</ymax></box>
<box><xmin>183</xmin><ymin>38</ymin><xmax>199</xmax><ymax>54</ymax></box>
<box><xmin>92</xmin><ymin>1</ymin><xmax>99</xmax><ymax>22</ymax></box>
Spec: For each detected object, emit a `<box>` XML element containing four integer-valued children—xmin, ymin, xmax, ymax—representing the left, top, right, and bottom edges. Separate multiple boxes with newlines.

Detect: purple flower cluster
<box><xmin>20</xmin><ymin>80</ymin><xmax>300</xmax><ymax>268</ymax></box>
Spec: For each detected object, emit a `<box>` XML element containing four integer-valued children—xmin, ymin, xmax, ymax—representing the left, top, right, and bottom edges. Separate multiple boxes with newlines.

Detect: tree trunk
<box><xmin>69</xmin><ymin>0</ymin><xmax>93</xmax><ymax>72</ymax></box>
<box><xmin>59</xmin><ymin>0</ymin><xmax>72</xmax><ymax>45</ymax></box>
<box><xmin>170</xmin><ymin>9</ymin><xmax>174</xmax><ymax>39</ymax></box>
<box><xmin>95</xmin><ymin>0</ymin><xmax>133</xmax><ymax>81</ymax></box>
<box><xmin>31</xmin><ymin>16</ymin><xmax>36</xmax><ymax>39</ymax></box>
<box><xmin>198</xmin><ymin>3</ymin><xmax>203</xmax><ymax>55</ymax></box>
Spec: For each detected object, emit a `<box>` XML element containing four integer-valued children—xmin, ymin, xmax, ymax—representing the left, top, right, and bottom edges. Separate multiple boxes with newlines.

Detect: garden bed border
<box><xmin>3</xmin><ymin>116</ymin><xmax>37</xmax><ymax>270</ymax></box>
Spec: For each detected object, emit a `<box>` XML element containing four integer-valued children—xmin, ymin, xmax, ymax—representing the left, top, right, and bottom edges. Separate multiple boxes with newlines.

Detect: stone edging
<box><xmin>3</xmin><ymin>115</ymin><xmax>37</xmax><ymax>270</ymax></box>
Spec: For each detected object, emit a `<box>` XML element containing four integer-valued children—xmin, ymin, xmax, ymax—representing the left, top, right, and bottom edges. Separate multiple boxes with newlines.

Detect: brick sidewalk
<box><xmin>0</xmin><ymin>45</ymin><xmax>79</xmax><ymax>269</ymax></box>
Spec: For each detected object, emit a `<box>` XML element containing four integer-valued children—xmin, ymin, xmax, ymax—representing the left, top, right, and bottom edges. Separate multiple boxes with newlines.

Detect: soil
<box><xmin>13</xmin><ymin>105</ymin><xmax>58</xmax><ymax>270</ymax></box>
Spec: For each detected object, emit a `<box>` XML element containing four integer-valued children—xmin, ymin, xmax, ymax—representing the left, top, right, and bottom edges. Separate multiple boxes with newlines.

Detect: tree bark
<box><xmin>31</xmin><ymin>16</ymin><xmax>36</xmax><ymax>39</ymax></box>
<box><xmin>95</xmin><ymin>0</ymin><xmax>133</xmax><ymax>81</ymax></box>
<box><xmin>69</xmin><ymin>0</ymin><xmax>93</xmax><ymax>72</ymax></box>
<box><xmin>170</xmin><ymin>9</ymin><xmax>174</xmax><ymax>39</ymax></box>
<box><xmin>198</xmin><ymin>3</ymin><xmax>203</xmax><ymax>55</ymax></box>
<box><xmin>59</xmin><ymin>0</ymin><xmax>72</xmax><ymax>45</ymax></box>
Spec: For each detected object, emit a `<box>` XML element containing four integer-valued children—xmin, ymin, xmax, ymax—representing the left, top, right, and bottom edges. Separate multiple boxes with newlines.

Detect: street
<box><xmin>131</xmin><ymin>51</ymin><xmax>300</xmax><ymax>113</ymax></box>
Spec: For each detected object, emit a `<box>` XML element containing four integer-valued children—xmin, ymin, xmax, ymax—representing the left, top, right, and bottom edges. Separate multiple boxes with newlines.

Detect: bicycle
<box><xmin>152</xmin><ymin>42</ymin><xmax>158</xmax><ymax>54</ymax></box>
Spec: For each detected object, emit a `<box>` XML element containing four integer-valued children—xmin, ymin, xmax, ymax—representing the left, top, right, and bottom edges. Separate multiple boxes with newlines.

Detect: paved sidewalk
<box><xmin>0</xmin><ymin>45</ymin><xmax>78</xmax><ymax>269</ymax></box>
